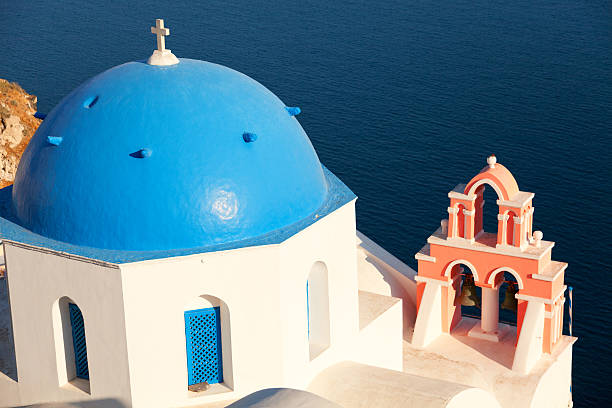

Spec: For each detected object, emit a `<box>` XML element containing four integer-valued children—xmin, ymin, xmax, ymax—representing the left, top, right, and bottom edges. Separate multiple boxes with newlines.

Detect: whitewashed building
<box><xmin>0</xmin><ymin>21</ymin><xmax>573</xmax><ymax>408</ymax></box>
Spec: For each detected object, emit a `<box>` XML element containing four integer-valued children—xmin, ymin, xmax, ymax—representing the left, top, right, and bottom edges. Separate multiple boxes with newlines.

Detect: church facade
<box><xmin>2</xmin><ymin>191</ymin><xmax>406</xmax><ymax>407</ymax></box>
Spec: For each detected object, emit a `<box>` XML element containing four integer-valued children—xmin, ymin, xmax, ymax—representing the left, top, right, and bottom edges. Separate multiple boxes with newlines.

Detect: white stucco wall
<box><xmin>119</xmin><ymin>242</ymin><xmax>281</xmax><ymax>407</ymax></box>
<box><xmin>0</xmin><ymin>242</ymin><xmax>132</xmax><ymax>407</ymax></box>
<box><xmin>277</xmin><ymin>200</ymin><xmax>361</xmax><ymax>387</ymax></box>
<box><xmin>351</xmin><ymin>291</ymin><xmax>403</xmax><ymax>371</ymax></box>
<box><xmin>118</xmin><ymin>200</ymin><xmax>361</xmax><ymax>407</ymax></box>
<box><xmin>529</xmin><ymin>341</ymin><xmax>574</xmax><ymax>408</ymax></box>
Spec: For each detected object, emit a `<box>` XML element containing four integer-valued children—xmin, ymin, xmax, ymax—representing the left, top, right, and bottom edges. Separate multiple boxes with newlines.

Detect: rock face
<box><xmin>0</xmin><ymin>79</ymin><xmax>41</xmax><ymax>188</ymax></box>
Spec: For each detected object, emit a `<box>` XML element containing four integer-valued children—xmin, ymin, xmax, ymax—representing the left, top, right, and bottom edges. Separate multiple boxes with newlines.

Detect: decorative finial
<box><xmin>533</xmin><ymin>231</ymin><xmax>543</xmax><ymax>248</ymax></box>
<box><xmin>147</xmin><ymin>19</ymin><xmax>179</xmax><ymax>66</ymax></box>
<box><xmin>440</xmin><ymin>219</ymin><xmax>448</xmax><ymax>234</ymax></box>
<box><xmin>487</xmin><ymin>154</ymin><xmax>496</xmax><ymax>169</ymax></box>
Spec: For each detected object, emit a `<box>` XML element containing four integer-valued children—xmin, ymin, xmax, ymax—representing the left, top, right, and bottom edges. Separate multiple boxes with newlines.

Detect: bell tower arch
<box><xmin>414</xmin><ymin>156</ymin><xmax>568</xmax><ymax>374</ymax></box>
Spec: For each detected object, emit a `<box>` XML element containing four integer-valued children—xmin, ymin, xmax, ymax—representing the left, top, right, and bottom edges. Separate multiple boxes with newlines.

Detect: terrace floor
<box><xmin>402</xmin><ymin>317</ymin><xmax>576</xmax><ymax>407</ymax></box>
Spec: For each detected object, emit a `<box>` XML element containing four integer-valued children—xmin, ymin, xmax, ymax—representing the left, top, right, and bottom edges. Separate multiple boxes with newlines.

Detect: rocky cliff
<box><xmin>0</xmin><ymin>79</ymin><xmax>41</xmax><ymax>188</ymax></box>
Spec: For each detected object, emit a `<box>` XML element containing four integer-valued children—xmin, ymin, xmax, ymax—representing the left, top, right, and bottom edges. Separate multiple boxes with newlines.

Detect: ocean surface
<box><xmin>1</xmin><ymin>0</ymin><xmax>611</xmax><ymax>405</ymax></box>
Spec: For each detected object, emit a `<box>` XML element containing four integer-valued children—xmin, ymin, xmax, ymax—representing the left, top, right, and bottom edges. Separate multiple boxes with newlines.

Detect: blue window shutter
<box><xmin>185</xmin><ymin>307</ymin><xmax>223</xmax><ymax>386</ymax></box>
<box><xmin>69</xmin><ymin>303</ymin><xmax>89</xmax><ymax>380</ymax></box>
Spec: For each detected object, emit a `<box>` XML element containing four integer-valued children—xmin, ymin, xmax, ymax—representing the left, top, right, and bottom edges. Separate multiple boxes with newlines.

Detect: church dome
<box><xmin>11</xmin><ymin>59</ymin><xmax>328</xmax><ymax>251</ymax></box>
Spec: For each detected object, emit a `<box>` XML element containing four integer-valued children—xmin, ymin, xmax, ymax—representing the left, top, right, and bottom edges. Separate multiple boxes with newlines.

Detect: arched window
<box><xmin>52</xmin><ymin>297</ymin><xmax>90</xmax><ymax>392</ymax></box>
<box><xmin>307</xmin><ymin>262</ymin><xmax>330</xmax><ymax>360</ymax></box>
<box><xmin>184</xmin><ymin>295</ymin><xmax>233</xmax><ymax>393</ymax></box>
<box><xmin>68</xmin><ymin>303</ymin><xmax>89</xmax><ymax>380</ymax></box>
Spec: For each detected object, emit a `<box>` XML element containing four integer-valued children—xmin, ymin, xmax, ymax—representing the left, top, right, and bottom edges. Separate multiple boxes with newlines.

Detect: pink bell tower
<box><xmin>413</xmin><ymin>156</ymin><xmax>568</xmax><ymax>374</ymax></box>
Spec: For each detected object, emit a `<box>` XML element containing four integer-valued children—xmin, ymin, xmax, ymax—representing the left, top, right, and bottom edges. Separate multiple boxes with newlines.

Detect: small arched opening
<box><xmin>475</xmin><ymin>183</ymin><xmax>503</xmax><ymax>235</ymax></box>
<box><xmin>52</xmin><ymin>296</ymin><xmax>90</xmax><ymax>393</ymax></box>
<box><xmin>484</xmin><ymin>267</ymin><xmax>523</xmax><ymax>341</ymax></box>
<box><xmin>505</xmin><ymin>211</ymin><xmax>517</xmax><ymax>246</ymax></box>
<box><xmin>445</xmin><ymin>261</ymin><xmax>481</xmax><ymax>321</ymax></box>
<box><xmin>457</xmin><ymin>204</ymin><xmax>466</xmax><ymax>238</ymax></box>
<box><xmin>184</xmin><ymin>295</ymin><xmax>233</xmax><ymax>393</ymax></box>
<box><xmin>307</xmin><ymin>261</ymin><xmax>330</xmax><ymax>360</ymax></box>
<box><xmin>459</xmin><ymin>267</ymin><xmax>481</xmax><ymax>320</ymax></box>
<box><xmin>498</xmin><ymin>272</ymin><xmax>519</xmax><ymax>326</ymax></box>
<box><xmin>525</xmin><ymin>205</ymin><xmax>533</xmax><ymax>243</ymax></box>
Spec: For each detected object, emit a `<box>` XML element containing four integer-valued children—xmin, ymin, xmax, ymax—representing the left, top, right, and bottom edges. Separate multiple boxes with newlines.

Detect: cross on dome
<box><xmin>147</xmin><ymin>18</ymin><xmax>179</xmax><ymax>66</ymax></box>
<box><xmin>151</xmin><ymin>19</ymin><xmax>170</xmax><ymax>52</ymax></box>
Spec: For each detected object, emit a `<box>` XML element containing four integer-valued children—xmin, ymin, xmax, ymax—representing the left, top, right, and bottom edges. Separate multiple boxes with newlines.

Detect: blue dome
<box><xmin>12</xmin><ymin>59</ymin><xmax>328</xmax><ymax>251</ymax></box>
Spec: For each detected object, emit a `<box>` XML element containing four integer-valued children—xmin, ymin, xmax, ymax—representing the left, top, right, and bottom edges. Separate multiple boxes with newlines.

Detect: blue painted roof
<box><xmin>8</xmin><ymin>58</ymin><xmax>348</xmax><ymax>252</ymax></box>
<box><xmin>0</xmin><ymin>168</ymin><xmax>355</xmax><ymax>264</ymax></box>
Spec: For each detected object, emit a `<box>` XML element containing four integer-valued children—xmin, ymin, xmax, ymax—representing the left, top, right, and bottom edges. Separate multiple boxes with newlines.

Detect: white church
<box><xmin>0</xmin><ymin>21</ymin><xmax>574</xmax><ymax>408</ymax></box>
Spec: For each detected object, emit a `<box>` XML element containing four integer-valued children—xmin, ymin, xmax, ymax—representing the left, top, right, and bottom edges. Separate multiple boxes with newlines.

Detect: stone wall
<box><xmin>0</xmin><ymin>79</ymin><xmax>40</xmax><ymax>188</ymax></box>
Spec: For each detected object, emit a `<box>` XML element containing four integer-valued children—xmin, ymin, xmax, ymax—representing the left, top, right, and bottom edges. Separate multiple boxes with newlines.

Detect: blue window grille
<box><xmin>184</xmin><ymin>307</ymin><xmax>223</xmax><ymax>386</ymax></box>
<box><xmin>68</xmin><ymin>303</ymin><xmax>89</xmax><ymax>380</ymax></box>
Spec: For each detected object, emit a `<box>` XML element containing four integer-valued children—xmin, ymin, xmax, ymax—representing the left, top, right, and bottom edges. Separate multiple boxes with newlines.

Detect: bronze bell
<box><xmin>460</xmin><ymin>275</ymin><xmax>480</xmax><ymax>307</ymax></box>
<box><xmin>501</xmin><ymin>282</ymin><xmax>518</xmax><ymax>312</ymax></box>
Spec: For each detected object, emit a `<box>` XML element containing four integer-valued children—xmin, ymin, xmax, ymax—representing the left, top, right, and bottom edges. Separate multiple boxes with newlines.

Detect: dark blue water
<box><xmin>2</xmin><ymin>0</ymin><xmax>610</xmax><ymax>405</ymax></box>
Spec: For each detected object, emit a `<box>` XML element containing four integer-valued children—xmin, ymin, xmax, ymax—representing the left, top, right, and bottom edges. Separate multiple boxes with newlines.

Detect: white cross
<box><xmin>147</xmin><ymin>18</ymin><xmax>179</xmax><ymax>66</ymax></box>
<box><xmin>151</xmin><ymin>19</ymin><xmax>170</xmax><ymax>52</ymax></box>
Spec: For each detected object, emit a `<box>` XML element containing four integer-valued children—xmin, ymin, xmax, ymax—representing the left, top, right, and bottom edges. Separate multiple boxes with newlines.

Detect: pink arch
<box><xmin>464</xmin><ymin>164</ymin><xmax>519</xmax><ymax>201</ymax></box>
<box><xmin>486</xmin><ymin>267</ymin><xmax>524</xmax><ymax>289</ymax></box>
<box><xmin>443</xmin><ymin>260</ymin><xmax>479</xmax><ymax>282</ymax></box>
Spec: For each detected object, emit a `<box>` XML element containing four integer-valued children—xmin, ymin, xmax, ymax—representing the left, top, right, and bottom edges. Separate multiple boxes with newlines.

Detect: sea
<box><xmin>1</xmin><ymin>0</ymin><xmax>610</xmax><ymax>405</ymax></box>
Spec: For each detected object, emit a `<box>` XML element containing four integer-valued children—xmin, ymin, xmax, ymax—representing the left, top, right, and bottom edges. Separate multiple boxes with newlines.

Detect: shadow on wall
<box><xmin>0</xmin><ymin>276</ymin><xmax>18</xmax><ymax>382</ymax></box>
<box><xmin>21</xmin><ymin>399</ymin><xmax>126</xmax><ymax>408</ymax></box>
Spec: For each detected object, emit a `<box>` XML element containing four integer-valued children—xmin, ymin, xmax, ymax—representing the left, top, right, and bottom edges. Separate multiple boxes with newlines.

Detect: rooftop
<box><xmin>0</xmin><ymin>167</ymin><xmax>355</xmax><ymax>264</ymax></box>
<box><xmin>10</xmin><ymin>56</ymin><xmax>341</xmax><ymax>253</ymax></box>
